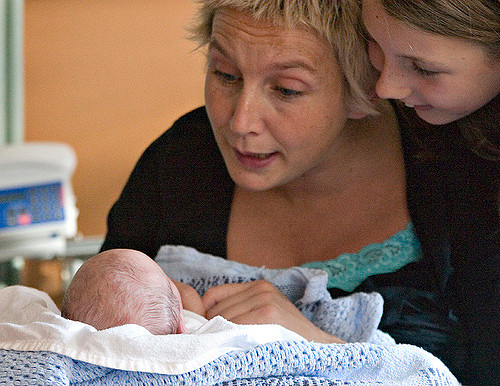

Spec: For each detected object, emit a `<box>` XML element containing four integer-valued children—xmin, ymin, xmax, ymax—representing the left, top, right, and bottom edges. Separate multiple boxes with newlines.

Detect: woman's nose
<box><xmin>230</xmin><ymin>89</ymin><xmax>264</xmax><ymax>136</ymax></box>
<box><xmin>375</xmin><ymin>64</ymin><xmax>412</xmax><ymax>101</ymax></box>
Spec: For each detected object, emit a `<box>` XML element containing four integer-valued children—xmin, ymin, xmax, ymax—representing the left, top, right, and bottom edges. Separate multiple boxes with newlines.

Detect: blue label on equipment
<box><xmin>0</xmin><ymin>182</ymin><xmax>65</xmax><ymax>230</ymax></box>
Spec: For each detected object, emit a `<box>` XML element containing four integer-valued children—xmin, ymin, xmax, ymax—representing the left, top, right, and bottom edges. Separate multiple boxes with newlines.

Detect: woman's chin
<box><xmin>223</xmin><ymin>155</ymin><xmax>286</xmax><ymax>192</ymax></box>
<box><xmin>232</xmin><ymin>176</ymin><xmax>277</xmax><ymax>192</ymax></box>
<box><xmin>226</xmin><ymin>168</ymin><xmax>280</xmax><ymax>192</ymax></box>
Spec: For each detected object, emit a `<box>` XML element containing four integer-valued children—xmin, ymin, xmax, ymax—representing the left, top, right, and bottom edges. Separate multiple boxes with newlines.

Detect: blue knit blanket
<box><xmin>156</xmin><ymin>245</ymin><xmax>393</xmax><ymax>344</ymax></box>
<box><xmin>1</xmin><ymin>341</ymin><xmax>458</xmax><ymax>385</ymax></box>
<box><xmin>0</xmin><ymin>246</ymin><xmax>459</xmax><ymax>385</ymax></box>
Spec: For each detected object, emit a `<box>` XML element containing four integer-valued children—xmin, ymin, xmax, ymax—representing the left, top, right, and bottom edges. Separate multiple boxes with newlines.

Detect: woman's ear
<box><xmin>346</xmin><ymin>89</ymin><xmax>378</xmax><ymax>119</ymax></box>
<box><xmin>347</xmin><ymin>108</ymin><xmax>369</xmax><ymax>119</ymax></box>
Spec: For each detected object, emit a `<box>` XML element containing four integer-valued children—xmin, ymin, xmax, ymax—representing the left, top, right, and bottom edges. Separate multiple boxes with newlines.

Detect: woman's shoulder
<box><xmin>149</xmin><ymin>106</ymin><xmax>212</xmax><ymax>151</ymax></box>
<box><xmin>137</xmin><ymin>106</ymin><xmax>226</xmax><ymax>174</ymax></box>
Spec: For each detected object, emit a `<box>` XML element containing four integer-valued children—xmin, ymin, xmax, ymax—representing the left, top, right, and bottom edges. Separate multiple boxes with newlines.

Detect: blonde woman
<box><xmin>101</xmin><ymin>0</ymin><xmax>495</xmax><ymax>382</ymax></box>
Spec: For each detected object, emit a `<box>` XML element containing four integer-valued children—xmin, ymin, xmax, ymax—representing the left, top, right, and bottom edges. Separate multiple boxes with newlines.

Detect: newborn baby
<box><xmin>61</xmin><ymin>248</ymin><xmax>205</xmax><ymax>334</ymax></box>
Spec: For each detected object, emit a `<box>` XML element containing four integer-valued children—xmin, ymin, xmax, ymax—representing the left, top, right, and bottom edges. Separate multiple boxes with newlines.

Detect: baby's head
<box><xmin>61</xmin><ymin>249</ymin><xmax>186</xmax><ymax>334</ymax></box>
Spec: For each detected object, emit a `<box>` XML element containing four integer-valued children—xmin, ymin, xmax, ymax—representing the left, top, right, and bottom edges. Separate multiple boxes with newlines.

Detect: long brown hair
<box><xmin>381</xmin><ymin>0</ymin><xmax>500</xmax><ymax>160</ymax></box>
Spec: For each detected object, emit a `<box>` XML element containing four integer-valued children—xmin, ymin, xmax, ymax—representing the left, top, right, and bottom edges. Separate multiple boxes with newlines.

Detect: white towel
<box><xmin>0</xmin><ymin>285</ymin><xmax>305</xmax><ymax>375</ymax></box>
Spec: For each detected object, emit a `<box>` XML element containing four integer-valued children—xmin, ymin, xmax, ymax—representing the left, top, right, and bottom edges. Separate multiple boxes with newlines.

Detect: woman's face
<box><xmin>205</xmin><ymin>8</ymin><xmax>358</xmax><ymax>192</ymax></box>
<box><xmin>362</xmin><ymin>0</ymin><xmax>500</xmax><ymax>125</ymax></box>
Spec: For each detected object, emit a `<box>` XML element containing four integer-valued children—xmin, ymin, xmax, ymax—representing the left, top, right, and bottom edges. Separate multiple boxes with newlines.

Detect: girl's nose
<box><xmin>375</xmin><ymin>64</ymin><xmax>412</xmax><ymax>101</ymax></box>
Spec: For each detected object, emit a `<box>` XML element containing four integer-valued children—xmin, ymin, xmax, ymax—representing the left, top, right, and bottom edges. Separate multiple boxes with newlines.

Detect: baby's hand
<box><xmin>173</xmin><ymin>280</ymin><xmax>206</xmax><ymax>317</ymax></box>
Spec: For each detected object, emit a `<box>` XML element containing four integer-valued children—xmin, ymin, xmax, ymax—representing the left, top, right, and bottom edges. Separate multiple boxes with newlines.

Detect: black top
<box><xmin>101</xmin><ymin>100</ymin><xmax>499</xmax><ymax>384</ymax></box>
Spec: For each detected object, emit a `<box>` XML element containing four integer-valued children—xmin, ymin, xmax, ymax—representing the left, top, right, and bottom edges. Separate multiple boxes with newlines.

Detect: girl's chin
<box><xmin>414</xmin><ymin>108</ymin><xmax>463</xmax><ymax>126</ymax></box>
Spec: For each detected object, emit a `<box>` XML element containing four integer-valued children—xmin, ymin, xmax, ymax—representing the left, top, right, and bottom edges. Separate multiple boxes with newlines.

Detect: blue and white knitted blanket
<box><xmin>0</xmin><ymin>246</ymin><xmax>459</xmax><ymax>385</ymax></box>
<box><xmin>156</xmin><ymin>245</ymin><xmax>393</xmax><ymax>344</ymax></box>
<box><xmin>1</xmin><ymin>340</ymin><xmax>458</xmax><ymax>385</ymax></box>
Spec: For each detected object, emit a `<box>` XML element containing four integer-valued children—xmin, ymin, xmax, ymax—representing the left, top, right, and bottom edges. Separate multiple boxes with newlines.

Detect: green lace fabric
<box><xmin>302</xmin><ymin>222</ymin><xmax>422</xmax><ymax>291</ymax></box>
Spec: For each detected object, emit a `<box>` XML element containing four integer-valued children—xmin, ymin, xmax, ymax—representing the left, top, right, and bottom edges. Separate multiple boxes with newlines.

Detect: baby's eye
<box><xmin>214</xmin><ymin>70</ymin><xmax>238</xmax><ymax>82</ymax></box>
<box><xmin>412</xmin><ymin>63</ymin><xmax>440</xmax><ymax>77</ymax></box>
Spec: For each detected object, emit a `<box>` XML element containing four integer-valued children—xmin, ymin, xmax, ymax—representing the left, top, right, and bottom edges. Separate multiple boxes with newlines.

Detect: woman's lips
<box><xmin>412</xmin><ymin>104</ymin><xmax>433</xmax><ymax>112</ymax></box>
<box><xmin>233</xmin><ymin>148</ymin><xmax>277</xmax><ymax>169</ymax></box>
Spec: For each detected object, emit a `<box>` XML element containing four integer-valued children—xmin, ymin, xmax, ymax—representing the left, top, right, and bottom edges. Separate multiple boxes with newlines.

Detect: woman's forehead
<box><xmin>210</xmin><ymin>8</ymin><xmax>335</xmax><ymax>67</ymax></box>
<box><xmin>211</xmin><ymin>7</ymin><xmax>323</xmax><ymax>41</ymax></box>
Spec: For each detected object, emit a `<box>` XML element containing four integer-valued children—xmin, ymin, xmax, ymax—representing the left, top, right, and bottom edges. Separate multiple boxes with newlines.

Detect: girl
<box><xmin>362</xmin><ymin>1</ymin><xmax>499</xmax><ymax>384</ymax></box>
<box><xmin>362</xmin><ymin>0</ymin><xmax>499</xmax><ymax>126</ymax></box>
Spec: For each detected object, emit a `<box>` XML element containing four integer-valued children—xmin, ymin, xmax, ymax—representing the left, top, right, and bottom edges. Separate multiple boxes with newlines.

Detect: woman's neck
<box><xmin>269</xmin><ymin>100</ymin><xmax>400</xmax><ymax>205</ymax></box>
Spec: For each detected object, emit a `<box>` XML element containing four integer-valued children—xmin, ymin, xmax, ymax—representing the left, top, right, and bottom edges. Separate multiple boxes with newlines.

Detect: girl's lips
<box><xmin>233</xmin><ymin>148</ymin><xmax>278</xmax><ymax>169</ymax></box>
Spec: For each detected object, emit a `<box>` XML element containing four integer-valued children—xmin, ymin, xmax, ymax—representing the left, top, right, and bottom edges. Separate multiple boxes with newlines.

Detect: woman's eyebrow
<box><xmin>270</xmin><ymin>60</ymin><xmax>317</xmax><ymax>74</ymax></box>
<box><xmin>208</xmin><ymin>38</ymin><xmax>229</xmax><ymax>57</ymax></box>
<box><xmin>208</xmin><ymin>37</ymin><xmax>316</xmax><ymax>73</ymax></box>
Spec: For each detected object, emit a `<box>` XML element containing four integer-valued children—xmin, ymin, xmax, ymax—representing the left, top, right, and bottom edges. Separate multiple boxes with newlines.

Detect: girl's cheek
<box><xmin>368</xmin><ymin>40</ymin><xmax>384</xmax><ymax>73</ymax></box>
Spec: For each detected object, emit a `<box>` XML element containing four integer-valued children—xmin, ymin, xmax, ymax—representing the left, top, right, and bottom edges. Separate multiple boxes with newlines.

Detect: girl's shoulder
<box><xmin>392</xmin><ymin>96</ymin><xmax>500</xmax><ymax>163</ymax></box>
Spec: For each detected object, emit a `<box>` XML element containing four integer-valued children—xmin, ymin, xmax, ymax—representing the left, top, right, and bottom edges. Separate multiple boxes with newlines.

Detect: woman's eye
<box><xmin>214</xmin><ymin>70</ymin><xmax>238</xmax><ymax>82</ymax></box>
<box><xmin>412</xmin><ymin>63</ymin><xmax>440</xmax><ymax>77</ymax></box>
<box><xmin>274</xmin><ymin>86</ymin><xmax>303</xmax><ymax>98</ymax></box>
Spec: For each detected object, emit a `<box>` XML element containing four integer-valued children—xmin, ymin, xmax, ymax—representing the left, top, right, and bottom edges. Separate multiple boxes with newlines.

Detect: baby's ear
<box><xmin>177</xmin><ymin>321</ymin><xmax>187</xmax><ymax>334</ymax></box>
<box><xmin>176</xmin><ymin>299</ymin><xmax>187</xmax><ymax>334</ymax></box>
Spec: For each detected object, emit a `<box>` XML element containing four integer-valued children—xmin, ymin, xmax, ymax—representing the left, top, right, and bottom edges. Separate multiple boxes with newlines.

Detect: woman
<box><xmin>100</xmin><ymin>0</ymin><xmax>487</xmax><ymax>381</ymax></box>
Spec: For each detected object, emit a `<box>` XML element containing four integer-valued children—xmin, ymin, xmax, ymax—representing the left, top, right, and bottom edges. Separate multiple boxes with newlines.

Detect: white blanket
<box><xmin>0</xmin><ymin>285</ymin><xmax>305</xmax><ymax>375</ymax></box>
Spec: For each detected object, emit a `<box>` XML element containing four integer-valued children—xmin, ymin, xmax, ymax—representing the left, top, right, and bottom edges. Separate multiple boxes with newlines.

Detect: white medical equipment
<box><xmin>0</xmin><ymin>142</ymin><xmax>78</xmax><ymax>261</ymax></box>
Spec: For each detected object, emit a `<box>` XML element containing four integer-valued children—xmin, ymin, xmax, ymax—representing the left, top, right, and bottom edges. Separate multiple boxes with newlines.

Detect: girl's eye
<box><xmin>412</xmin><ymin>63</ymin><xmax>440</xmax><ymax>77</ymax></box>
<box><xmin>214</xmin><ymin>70</ymin><xmax>238</xmax><ymax>82</ymax></box>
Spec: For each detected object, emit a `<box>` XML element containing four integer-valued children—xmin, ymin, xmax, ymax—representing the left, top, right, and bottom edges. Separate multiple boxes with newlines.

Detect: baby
<box><xmin>61</xmin><ymin>248</ymin><xmax>206</xmax><ymax>334</ymax></box>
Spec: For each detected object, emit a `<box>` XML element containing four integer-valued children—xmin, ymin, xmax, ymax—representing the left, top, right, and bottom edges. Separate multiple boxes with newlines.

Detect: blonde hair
<box><xmin>189</xmin><ymin>0</ymin><xmax>378</xmax><ymax>115</ymax></box>
<box><xmin>380</xmin><ymin>0</ymin><xmax>500</xmax><ymax>60</ymax></box>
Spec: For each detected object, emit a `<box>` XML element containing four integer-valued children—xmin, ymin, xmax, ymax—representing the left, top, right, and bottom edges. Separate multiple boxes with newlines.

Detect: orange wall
<box><xmin>24</xmin><ymin>0</ymin><xmax>206</xmax><ymax>236</ymax></box>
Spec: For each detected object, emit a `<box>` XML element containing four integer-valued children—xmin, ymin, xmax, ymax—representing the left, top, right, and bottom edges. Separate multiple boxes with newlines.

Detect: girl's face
<box><xmin>362</xmin><ymin>0</ymin><xmax>500</xmax><ymax>125</ymax></box>
<box><xmin>205</xmin><ymin>8</ymin><xmax>363</xmax><ymax>192</ymax></box>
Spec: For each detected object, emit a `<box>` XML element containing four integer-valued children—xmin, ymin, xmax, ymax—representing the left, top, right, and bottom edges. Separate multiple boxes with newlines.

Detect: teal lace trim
<box><xmin>302</xmin><ymin>222</ymin><xmax>421</xmax><ymax>291</ymax></box>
